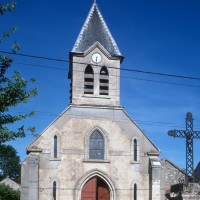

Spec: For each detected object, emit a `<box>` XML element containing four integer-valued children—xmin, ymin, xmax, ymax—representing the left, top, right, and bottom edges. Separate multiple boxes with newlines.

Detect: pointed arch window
<box><xmin>53</xmin><ymin>181</ymin><xmax>56</xmax><ymax>200</ymax></box>
<box><xmin>84</xmin><ymin>65</ymin><xmax>94</xmax><ymax>94</ymax></box>
<box><xmin>54</xmin><ymin>135</ymin><xmax>57</xmax><ymax>158</ymax></box>
<box><xmin>134</xmin><ymin>183</ymin><xmax>137</xmax><ymax>200</ymax></box>
<box><xmin>51</xmin><ymin>134</ymin><xmax>60</xmax><ymax>159</ymax></box>
<box><xmin>89</xmin><ymin>130</ymin><xmax>104</xmax><ymax>159</ymax></box>
<box><xmin>131</xmin><ymin>137</ymin><xmax>139</xmax><ymax>163</ymax></box>
<box><xmin>134</xmin><ymin>139</ymin><xmax>137</xmax><ymax>161</ymax></box>
<box><xmin>99</xmin><ymin>67</ymin><xmax>109</xmax><ymax>95</ymax></box>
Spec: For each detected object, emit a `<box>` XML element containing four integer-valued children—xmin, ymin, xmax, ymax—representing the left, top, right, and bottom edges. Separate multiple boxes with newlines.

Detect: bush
<box><xmin>0</xmin><ymin>183</ymin><xmax>20</xmax><ymax>200</ymax></box>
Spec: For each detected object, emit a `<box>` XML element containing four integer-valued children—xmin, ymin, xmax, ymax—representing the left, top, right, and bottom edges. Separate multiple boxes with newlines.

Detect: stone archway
<box><xmin>81</xmin><ymin>176</ymin><xmax>110</xmax><ymax>200</ymax></box>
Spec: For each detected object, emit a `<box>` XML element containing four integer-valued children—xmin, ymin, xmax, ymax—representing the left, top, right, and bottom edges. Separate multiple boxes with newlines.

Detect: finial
<box><xmin>94</xmin><ymin>0</ymin><xmax>96</xmax><ymax>4</ymax></box>
<box><xmin>186</xmin><ymin>112</ymin><xmax>193</xmax><ymax>120</ymax></box>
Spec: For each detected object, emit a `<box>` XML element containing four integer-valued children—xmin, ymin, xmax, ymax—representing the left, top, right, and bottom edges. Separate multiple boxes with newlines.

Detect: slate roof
<box><xmin>161</xmin><ymin>158</ymin><xmax>186</xmax><ymax>187</ymax></box>
<box><xmin>72</xmin><ymin>2</ymin><xmax>122</xmax><ymax>57</ymax></box>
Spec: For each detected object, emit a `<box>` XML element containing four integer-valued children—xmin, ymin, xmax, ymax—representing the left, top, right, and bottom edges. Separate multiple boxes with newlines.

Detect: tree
<box><xmin>0</xmin><ymin>183</ymin><xmax>20</xmax><ymax>200</ymax></box>
<box><xmin>0</xmin><ymin>1</ymin><xmax>38</xmax><ymax>143</ymax></box>
<box><xmin>0</xmin><ymin>145</ymin><xmax>21</xmax><ymax>183</ymax></box>
<box><xmin>0</xmin><ymin>1</ymin><xmax>16</xmax><ymax>16</ymax></box>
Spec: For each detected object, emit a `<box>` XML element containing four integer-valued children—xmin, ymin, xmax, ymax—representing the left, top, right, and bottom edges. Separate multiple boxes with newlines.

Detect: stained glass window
<box><xmin>89</xmin><ymin>130</ymin><xmax>104</xmax><ymax>159</ymax></box>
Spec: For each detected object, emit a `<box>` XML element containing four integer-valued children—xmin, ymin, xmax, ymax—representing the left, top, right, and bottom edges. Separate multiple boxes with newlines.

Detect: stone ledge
<box><xmin>49</xmin><ymin>158</ymin><xmax>61</xmax><ymax>161</ymax></box>
<box><xmin>130</xmin><ymin>161</ymin><xmax>141</xmax><ymax>164</ymax></box>
<box><xmin>83</xmin><ymin>159</ymin><xmax>110</xmax><ymax>163</ymax></box>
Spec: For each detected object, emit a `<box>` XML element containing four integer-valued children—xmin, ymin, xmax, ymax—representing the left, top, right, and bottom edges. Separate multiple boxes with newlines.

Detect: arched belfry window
<box><xmin>89</xmin><ymin>130</ymin><xmax>104</xmax><ymax>159</ymax></box>
<box><xmin>84</xmin><ymin>65</ymin><xmax>94</xmax><ymax>94</ymax></box>
<box><xmin>54</xmin><ymin>135</ymin><xmax>57</xmax><ymax>158</ymax></box>
<box><xmin>99</xmin><ymin>67</ymin><xmax>109</xmax><ymax>95</ymax></box>
<box><xmin>53</xmin><ymin>181</ymin><xmax>56</xmax><ymax>200</ymax></box>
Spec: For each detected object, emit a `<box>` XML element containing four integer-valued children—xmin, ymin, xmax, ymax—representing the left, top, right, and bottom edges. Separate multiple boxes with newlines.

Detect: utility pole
<box><xmin>168</xmin><ymin>112</ymin><xmax>200</xmax><ymax>182</ymax></box>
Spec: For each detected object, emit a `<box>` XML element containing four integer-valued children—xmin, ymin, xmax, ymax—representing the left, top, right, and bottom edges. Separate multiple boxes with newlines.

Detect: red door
<box><xmin>81</xmin><ymin>178</ymin><xmax>96</xmax><ymax>200</ymax></box>
<box><xmin>81</xmin><ymin>177</ymin><xmax>110</xmax><ymax>200</ymax></box>
<box><xmin>97</xmin><ymin>178</ymin><xmax>110</xmax><ymax>200</ymax></box>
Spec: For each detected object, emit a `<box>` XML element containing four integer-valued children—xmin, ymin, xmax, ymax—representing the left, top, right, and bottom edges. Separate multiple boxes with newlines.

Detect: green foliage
<box><xmin>0</xmin><ymin>1</ymin><xmax>16</xmax><ymax>15</ymax></box>
<box><xmin>0</xmin><ymin>26</ymin><xmax>18</xmax><ymax>45</ymax></box>
<box><xmin>0</xmin><ymin>1</ymin><xmax>38</xmax><ymax>143</ymax></box>
<box><xmin>11</xmin><ymin>41</ymin><xmax>20</xmax><ymax>53</ymax></box>
<box><xmin>0</xmin><ymin>2</ymin><xmax>17</xmax><ymax>44</ymax></box>
<box><xmin>0</xmin><ymin>145</ymin><xmax>21</xmax><ymax>183</ymax></box>
<box><xmin>0</xmin><ymin>183</ymin><xmax>20</xmax><ymax>200</ymax></box>
<box><xmin>0</xmin><ymin>56</ymin><xmax>38</xmax><ymax>143</ymax></box>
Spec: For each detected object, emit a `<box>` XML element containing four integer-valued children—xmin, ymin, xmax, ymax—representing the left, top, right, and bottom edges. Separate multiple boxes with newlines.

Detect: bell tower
<box><xmin>68</xmin><ymin>2</ymin><xmax>124</xmax><ymax>107</ymax></box>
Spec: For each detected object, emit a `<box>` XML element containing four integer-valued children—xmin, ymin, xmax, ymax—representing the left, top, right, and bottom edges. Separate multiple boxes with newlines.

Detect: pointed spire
<box><xmin>72</xmin><ymin>3</ymin><xmax>122</xmax><ymax>57</ymax></box>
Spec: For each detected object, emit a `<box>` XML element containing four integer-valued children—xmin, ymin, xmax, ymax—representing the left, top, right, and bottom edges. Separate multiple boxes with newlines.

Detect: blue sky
<box><xmin>1</xmin><ymin>0</ymin><xmax>200</xmax><ymax>170</ymax></box>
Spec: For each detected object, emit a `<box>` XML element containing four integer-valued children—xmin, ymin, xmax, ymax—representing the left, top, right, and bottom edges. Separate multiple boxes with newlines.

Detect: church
<box><xmin>21</xmin><ymin>2</ymin><xmax>164</xmax><ymax>200</ymax></box>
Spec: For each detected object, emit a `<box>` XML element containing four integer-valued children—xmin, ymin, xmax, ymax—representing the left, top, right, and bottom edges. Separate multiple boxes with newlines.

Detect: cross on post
<box><xmin>168</xmin><ymin>112</ymin><xmax>200</xmax><ymax>182</ymax></box>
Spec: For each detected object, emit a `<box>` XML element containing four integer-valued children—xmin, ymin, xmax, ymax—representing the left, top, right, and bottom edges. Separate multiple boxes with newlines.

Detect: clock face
<box><xmin>92</xmin><ymin>53</ymin><xmax>102</xmax><ymax>63</ymax></box>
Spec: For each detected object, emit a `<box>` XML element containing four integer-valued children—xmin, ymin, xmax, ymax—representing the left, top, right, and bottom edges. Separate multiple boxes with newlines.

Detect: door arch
<box><xmin>81</xmin><ymin>176</ymin><xmax>110</xmax><ymax>200</ymax></box>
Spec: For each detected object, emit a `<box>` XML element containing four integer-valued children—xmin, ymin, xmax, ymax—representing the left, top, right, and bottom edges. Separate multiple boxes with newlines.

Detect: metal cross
<box><xmin>168</xmin><ymin>112</ymin><xmax>200</xmax><ymax>181</ymax></box>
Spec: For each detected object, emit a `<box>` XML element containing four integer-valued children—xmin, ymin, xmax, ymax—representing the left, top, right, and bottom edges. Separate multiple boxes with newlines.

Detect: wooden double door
<box><xmin>81</xmin><ymin>177</ymin><xmax>110</xmax><ymax>200</ymax></box>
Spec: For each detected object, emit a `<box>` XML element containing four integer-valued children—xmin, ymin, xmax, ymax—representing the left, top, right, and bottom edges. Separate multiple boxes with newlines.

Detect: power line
<box><xmin>1</xmin><ymin>50</ymin><xmax>200</xmax><ymax>81</ymax></box>
<box><xmin>16</xmin><ymin>62</ymin><xmax>67</xmax><ymax>71</ymax></box>
<box><xmin>121</xmin><ymin>76</ymin><xmax>200</xmax><ymax>88</ymax></box>
<box><xmin>12</xmin><ymin>109</ymin><xmax>200</xmax><ymax>129</ymax></box>
<box><xmin>0</xmin><ymin>50</ymin><xmax>68</xmax><ymax>63</ymax></box>
<box><xmin>14</xmin><ymin>61</ymin><xmax>200</xmax><ymax>88</ymax></box>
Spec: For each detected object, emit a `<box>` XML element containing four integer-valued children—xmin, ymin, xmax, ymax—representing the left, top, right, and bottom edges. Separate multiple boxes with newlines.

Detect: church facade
<box><xmin>21</xmin><ymin>2</ymin><xmax>164</xmax><ymax>200</ymax></box>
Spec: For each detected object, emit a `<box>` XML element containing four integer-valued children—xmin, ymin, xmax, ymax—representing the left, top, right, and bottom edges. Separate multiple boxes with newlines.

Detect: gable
<box><xmin>27</xmin><ymin>105</ymin><xmax>160</xmax><ymax>155</ymax></box>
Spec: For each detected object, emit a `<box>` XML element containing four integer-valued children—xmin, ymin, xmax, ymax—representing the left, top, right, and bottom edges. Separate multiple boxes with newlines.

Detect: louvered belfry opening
<box><xmin>99</xmin><ymin>67</ymin><xmax>109</xmax><ymax>95</ymax></box>
<box><xmin>84</xmin><ymin>65</ymin><xmax>94</xmax><ymax>94</ymax></box>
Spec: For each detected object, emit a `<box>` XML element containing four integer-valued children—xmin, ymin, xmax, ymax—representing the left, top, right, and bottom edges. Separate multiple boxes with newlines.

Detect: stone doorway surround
<box><xmin>81</xmin><ymin>176</ymin><xmax>110</xmax><ymax>200</ymax></box>
<box><xmin>74</xmin><ymin>170</ymin><xmax>116</xmax><ymax>200</ymax></box>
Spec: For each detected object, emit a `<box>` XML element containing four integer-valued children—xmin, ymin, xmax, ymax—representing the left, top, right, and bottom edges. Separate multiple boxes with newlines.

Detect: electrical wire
<box><xmin>12</xmin><ymin>109</ymin><xmax>200</xmax><ymax>129</ymax></box>
<box><xmin>13</xmin><ymin>61</ymin><xmax>200</xmax><ymax>88</ymax></box>
<box><xmin>2</xmin><ymin>51</ymin><xmax>200</xmax><ymax>132</ymax></box>
<box><xmin>1</xmin><ymin>50</ymin><xmax>200</xmax><ymax>81</ymax></box>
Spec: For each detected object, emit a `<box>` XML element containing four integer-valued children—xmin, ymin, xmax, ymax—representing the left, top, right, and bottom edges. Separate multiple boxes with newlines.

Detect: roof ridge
<box><xmin>94</xmin><ymin>4</ymin><xmax>122</xmax><ymax>55</ymax></box>
<box><xmin>72</xmin><ymin>3</ymin><xmax>95</xmax><ymax>52</ymax></box>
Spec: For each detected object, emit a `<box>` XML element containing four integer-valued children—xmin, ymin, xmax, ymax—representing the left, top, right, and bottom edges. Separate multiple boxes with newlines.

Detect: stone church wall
<box><xmin>23</xmin><ymin>106</ymin><xmax>161</xmax><ymax>200</ymax></box>
<box><xmin>182</xmin><ymin>195</ymin><xmax>200</xmax><ymax>200</ymax></box>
